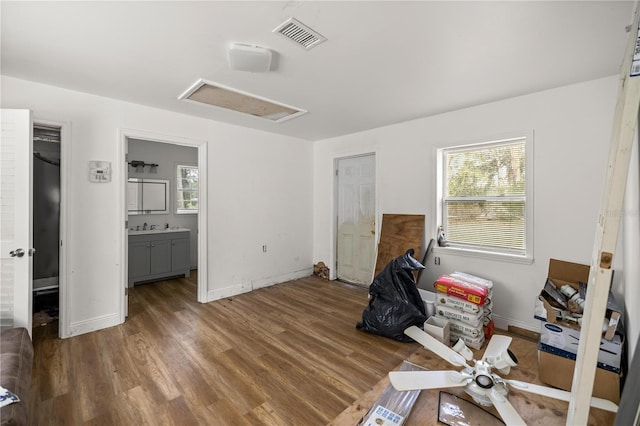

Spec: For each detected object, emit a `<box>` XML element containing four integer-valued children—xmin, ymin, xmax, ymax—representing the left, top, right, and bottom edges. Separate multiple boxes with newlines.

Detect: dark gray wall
<box><xmin>33</xmin><ymin>135</ymin><xmax>60</xmax><ymax>281</ymax></box>
<box><xmin>127</xmin><ymin>138</ymin><xmax>198</xmax><ymax>268</ymax></box>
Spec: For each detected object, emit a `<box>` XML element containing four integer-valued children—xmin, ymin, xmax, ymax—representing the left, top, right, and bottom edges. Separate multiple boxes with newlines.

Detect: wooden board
<box><xmin>374</xmin><ymin>214</ymin><xmax>425</xmax><ymax>276</ymax></box>
<box><xmin>568</xmin><ymin>5</ymin><xmax>640</xmax><ymax>424</ymax></box>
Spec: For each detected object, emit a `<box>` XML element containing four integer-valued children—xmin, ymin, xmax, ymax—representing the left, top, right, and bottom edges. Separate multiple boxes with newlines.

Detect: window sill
<box><xmin>432</xmin><ymin>246</ymin><xmax>533</xmax><ymax>265</ymax></box>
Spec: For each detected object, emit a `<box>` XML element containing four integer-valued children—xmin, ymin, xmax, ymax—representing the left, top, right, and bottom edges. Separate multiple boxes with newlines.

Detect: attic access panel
<box><xmin>178</xmin><ymin>79</ymin><xmax>307</xmax><ymax>123</ymax></box>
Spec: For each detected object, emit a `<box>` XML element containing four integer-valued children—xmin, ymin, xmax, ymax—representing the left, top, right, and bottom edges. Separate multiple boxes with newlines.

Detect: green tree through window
<box><xmin>441</xmin><ymin>138</ymin><xmax>527</xmax><ymax>254</ymax></box>
<box><xmin>176</xmin><ymin>164</ymin><xmax>198</xmax><ymax>214</ymax></box>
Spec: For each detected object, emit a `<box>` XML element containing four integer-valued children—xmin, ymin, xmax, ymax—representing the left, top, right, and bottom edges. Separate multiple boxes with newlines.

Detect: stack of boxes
<box><xmin>534</xmin><ymin>258</ymin><xmax>624</xmax><ymax>403</ymax></box>
<box><xmin>432</xmin><ymin>272</ymin><xmax>494</xmax><ymax>349</ymax></box>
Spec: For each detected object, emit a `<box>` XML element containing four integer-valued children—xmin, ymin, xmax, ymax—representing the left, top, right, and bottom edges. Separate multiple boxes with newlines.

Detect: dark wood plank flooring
<box><xmin>30</xmin><ymin>273</ymin><xmax>419</xmax><ymax>425</ymax></box>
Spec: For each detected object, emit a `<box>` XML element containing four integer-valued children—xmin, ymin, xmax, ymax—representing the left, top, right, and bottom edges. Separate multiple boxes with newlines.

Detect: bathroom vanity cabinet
<box><xmin>128</xmin><ymin>229</ymin><xmax>190</xmax><ymax>287</ymax></box>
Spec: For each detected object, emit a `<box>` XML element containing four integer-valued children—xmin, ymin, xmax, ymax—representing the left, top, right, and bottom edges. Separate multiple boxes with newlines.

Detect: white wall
<box><xmin>128</xmin><ymin>139</ymin><xmax>199</xmax><ymax>268</ymax></box>
<box><xmin>314</xmin><ymin>76</ymin><xmax>639</xmax><ymax>347</ymax></box>
<box><xmin>2</xmin><ymin>75</ymin><xmax>313</xmax><ymax>337</ymax></box>
<box><xmin>5</xmin><ymin>73</ymin><xmax>638</xmax><ymax>353</ymax></box>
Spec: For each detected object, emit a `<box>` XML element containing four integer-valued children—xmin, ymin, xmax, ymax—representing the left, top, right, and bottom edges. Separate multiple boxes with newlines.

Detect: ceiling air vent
<box><xmin>178</xmin><ymin>79</ymin><xmax>307</xmax><ymax>123</ymax></box>
<box><xmin>273</xmin><ymin>17</ymin><xmax>326</xmax><ymax>50</ymax></box>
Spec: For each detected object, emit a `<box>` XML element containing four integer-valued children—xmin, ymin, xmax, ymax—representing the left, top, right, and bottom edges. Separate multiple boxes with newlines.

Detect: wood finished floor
<box><xmin>30</xmin><ymin>273</ymin><xmax>419</xmax><ymax>425</ymax></box>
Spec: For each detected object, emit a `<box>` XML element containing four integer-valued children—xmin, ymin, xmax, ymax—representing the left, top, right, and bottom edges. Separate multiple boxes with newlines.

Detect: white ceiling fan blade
<box><xmin>505</xmin><ymin>379</ymin><xmax>618</xmax><ymax>413</ymax></box>
<box><xmin>482</xmin><ymin>334</ymin><xmax>512</xmax><ymax>361</ymax></box>
<box><xmin>404</xmin><ymin>326</ymin><xmax>470</xmax><ymax>367</ymax></box>
<box><xmin>389</xmin><ymin>370</ymin><xmax>469</xmax><ymax>391</ymax></box>
<box><xmin>487</xmin><ymin>387</ymin><xmax>526</xmax><ymax>426</ymax></box>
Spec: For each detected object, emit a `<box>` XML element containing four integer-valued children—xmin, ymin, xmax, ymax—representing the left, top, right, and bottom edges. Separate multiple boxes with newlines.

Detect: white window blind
<box><xmin>441</xmin><ymin>138</ymin><xmax>527</xmax><ymax>255</ymax></box>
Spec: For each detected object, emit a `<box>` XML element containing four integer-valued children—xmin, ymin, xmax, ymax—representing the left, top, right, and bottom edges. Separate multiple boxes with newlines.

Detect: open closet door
<box><xmin>0</xmin><ymin>109</ymin><xmax>34</xmax><ymax>334</ymax></box>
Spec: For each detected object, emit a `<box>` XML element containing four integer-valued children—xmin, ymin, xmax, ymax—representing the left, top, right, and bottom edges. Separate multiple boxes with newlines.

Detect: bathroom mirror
<box><xmin>127</xmin><ymin>178</ymin><xmax>169</xmax><ymax>215</ymax></box>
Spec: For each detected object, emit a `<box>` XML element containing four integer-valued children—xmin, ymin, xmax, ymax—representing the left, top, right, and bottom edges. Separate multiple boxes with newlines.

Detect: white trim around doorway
<box><xmin>33</xmin><ymin>118</ymin><xmax>71</xmax><ymax>338</ymax></box>
<box><xmin>117</xmin><ymin>128</ymin><xmax>208</xmax><ymax>324</ymax></box>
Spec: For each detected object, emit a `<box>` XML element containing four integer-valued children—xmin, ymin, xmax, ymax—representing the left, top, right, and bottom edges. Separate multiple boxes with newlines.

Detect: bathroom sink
<box><xmin>128</xmin><ymin>228</ymin><xmax>190</xmax><ymax>235</ymax></box>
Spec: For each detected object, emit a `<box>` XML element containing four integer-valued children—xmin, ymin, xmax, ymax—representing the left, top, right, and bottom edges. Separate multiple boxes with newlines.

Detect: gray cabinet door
<box><xmin>149</xmin><ymin>239</ymin><xmax>172</xmax><ymax>275</ymax></box>
<box><xmin>129</xmin><ymin>241</ymin><xmax>150</xmax><ymax>278</ymax></box>
<box><xmin>129</xmin><ymin>231</ymin><xmax>190</xmax><ymax>286</ymax></box>
<box><xmin>171</xmin><ymin>238</ymin><xmax>190</xmax><ymax>272</ymax></box>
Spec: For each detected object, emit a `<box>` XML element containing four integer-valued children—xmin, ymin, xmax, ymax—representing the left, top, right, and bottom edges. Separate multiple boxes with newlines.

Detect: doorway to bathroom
<box><xmin>120</xmin><ymin>129</ymin><xmax>208</xmax><ymax>321</ymax></box>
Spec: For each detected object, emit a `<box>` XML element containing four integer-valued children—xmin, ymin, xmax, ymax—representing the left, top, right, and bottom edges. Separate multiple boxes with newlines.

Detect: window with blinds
<box><xmin>440</xmin><ymin>137</ymin><xmax>529</xmax><ymax>256</ymax></box>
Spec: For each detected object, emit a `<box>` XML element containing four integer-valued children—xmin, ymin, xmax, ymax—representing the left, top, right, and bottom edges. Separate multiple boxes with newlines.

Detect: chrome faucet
<box><xmin>150</xmin><ymin>224</ymin><xmax>157</xmax><ymax>230</ymax></box>
<box><xmin>143</xmin><ymin>222</ymin><xmax>148</xmax><ymax>230</ymax></box>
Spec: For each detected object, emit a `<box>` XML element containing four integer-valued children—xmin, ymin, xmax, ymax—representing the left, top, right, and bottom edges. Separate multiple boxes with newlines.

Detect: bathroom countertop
<box><xmin>128</xmin><ymin>228</ymin><xmax>190</xmax><ymax>236</ymax></box>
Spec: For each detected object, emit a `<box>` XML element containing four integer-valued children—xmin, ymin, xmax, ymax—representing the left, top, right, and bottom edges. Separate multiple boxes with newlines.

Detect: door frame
<box><xmin>118</xmin><ymin>128</ymin><xmax>208</xmax><ymax>322</ymax></box>
<box><xmin>33</xmin><ymin>118</ymin><xmax>70</xmax><ymax>338</ymax></box>
<box><xmin>333</xmin><ymin>151</ymin><xmax>378</xmax><ymax>284</ymax></box>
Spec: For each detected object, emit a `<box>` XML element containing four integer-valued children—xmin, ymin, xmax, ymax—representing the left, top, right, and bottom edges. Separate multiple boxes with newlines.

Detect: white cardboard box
<box><xmin>424</xmin><ymin>316</ymin><xmax>450</xmax><ymax>346</ymax></box>
<box><xmin>539</xmin><ymin>322</ymin><xmax>623</xmax><ymax>373</ymax></box>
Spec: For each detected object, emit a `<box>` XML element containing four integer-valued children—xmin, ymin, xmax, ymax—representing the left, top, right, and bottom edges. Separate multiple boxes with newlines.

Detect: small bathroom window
<box><xmin>176</xmin><ymin>164</ymin><xmax>198</xmax><ymax>214</ymax></box>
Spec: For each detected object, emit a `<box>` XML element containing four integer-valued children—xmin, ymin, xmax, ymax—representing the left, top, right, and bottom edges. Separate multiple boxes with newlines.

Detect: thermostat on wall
<box><xmin>88</xmin><ymin>161</ymin><xmax>111</xmax><ymax>183</ymax></box>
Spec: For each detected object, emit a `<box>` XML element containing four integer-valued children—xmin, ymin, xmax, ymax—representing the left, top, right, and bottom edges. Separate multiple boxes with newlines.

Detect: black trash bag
<box><xmin>356</xmin><ymin>249</ymin><xmax>427</xmax><ymax>342</ymax></box>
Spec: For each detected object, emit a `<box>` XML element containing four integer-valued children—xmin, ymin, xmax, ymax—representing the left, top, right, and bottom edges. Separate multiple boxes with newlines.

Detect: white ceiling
<box><xmin>1</xmin><ymin>1</ymin><xmax>635</xmax><ymax>141</ymax></box>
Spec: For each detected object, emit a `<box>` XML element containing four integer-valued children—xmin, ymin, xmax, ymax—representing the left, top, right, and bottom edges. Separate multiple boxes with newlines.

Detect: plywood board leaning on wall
<box><xmin>374</xmin><ymin>214</ymin><xmax>425</xmax><ymax>276</ymax></box>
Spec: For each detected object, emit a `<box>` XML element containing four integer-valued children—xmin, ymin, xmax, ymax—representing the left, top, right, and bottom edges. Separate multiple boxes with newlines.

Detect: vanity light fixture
<box><xmin>128</xmin><ymin>160</ymin><xmax>158</xmax><ymax>173</ymax></box>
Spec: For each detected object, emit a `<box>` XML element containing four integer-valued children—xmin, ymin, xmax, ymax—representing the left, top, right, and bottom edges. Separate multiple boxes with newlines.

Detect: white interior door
<box><xmin>0</xmin><ymin>109</ymin><xmax>33</xmax><ymax>333</ymax></box>
<box><xmin>336</xmin><ymin>154</ymin><xmax>376</xmax><ymax>285</ymax></box>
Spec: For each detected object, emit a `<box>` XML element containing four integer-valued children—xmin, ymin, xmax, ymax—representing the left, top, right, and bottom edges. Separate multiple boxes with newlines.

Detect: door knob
<box><xmin>9</xmin><ymin>248</ymin><xmax>25</xmax><ymax>258</ymax></box>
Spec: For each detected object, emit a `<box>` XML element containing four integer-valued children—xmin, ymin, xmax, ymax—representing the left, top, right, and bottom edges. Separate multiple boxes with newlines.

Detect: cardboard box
<box><xmin>539</xmin><ymin>323</ymin><xmax>623</xmax><ymax>373</ymax></box>
<box><xmin>533</xmin><ymin>259</ymin><xmax>621</xmax><ymax>340</ymax></box>
<box><xmin>534</xmin><ymin>258</ymin><xmax>624</xmax><ymax>404</ymax></box>
<box><xmin>424</xmin><ymin>316</ymin><xmax>450</xmax><ymax>346</ymax></box>
<box><xmin>538</xmin><ymin>349</ymin><xmax>621</xmax><ymax>403</ymax></box>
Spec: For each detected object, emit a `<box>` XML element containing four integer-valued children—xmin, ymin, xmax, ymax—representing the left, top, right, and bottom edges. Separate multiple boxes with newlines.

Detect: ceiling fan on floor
<box><xmin>389</xmin><ymin>326</ymin><xmax>618</xmax><ymax>425</ymax></box>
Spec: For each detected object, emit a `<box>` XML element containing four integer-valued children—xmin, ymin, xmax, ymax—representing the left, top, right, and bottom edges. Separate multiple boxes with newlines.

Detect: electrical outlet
<box><xmin>434</xmin><ymin>256</ymin><xmax>440</xmax><ymax>265</ymax></box>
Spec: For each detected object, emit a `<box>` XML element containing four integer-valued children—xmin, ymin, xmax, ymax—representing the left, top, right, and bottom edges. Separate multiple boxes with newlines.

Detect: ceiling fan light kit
<box><xmin>360</xmin><ymin>361</ymin><xmax>426</xmax><ymax>426</ymax></box>
<box><xmin>388</xmin><ymin>326</ymin><xmax>619</xmax><ymax>425</ymax></box>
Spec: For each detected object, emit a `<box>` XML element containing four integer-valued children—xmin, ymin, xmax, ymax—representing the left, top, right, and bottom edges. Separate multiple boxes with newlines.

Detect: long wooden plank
<box><xmin>567</xmin><ymin>4</ymin><xmax>640</xmax><ymax>425</ymax></box>
<box><xmin>374</xmin><ymin>214</ymin><xmax>425</xmax><ymax>276</ymax></box>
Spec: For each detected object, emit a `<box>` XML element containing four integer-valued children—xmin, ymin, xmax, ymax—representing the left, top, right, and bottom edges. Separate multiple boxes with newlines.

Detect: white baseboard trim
<box><xmin>492</xmin><ymin>314</ymin><xmax>539</xmax><ymax>333</ymax></box>
<box><xmin>251</xmin><ymin>269</ymin><xmax>312</xmax><ymax>290</ymax></box>
<box><xmin>207</xmin><ymin>268</ymin><xmax>313</xmax><ymax>302</ymax></box>
<box><xmin>208</xmin><ymin>282</ymin><xmax>253</xmax><ymax>301</ymax></box>
<box><xmin>65</xmin><ymin>312</ymin><xmax>122</xmax><ymax>338</ymax></box>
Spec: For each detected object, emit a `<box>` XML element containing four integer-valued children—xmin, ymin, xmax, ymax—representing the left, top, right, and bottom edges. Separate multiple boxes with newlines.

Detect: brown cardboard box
<box><xmin>534</xmin><ymin>259</ymin><xmax>624</xmax><ymax>404</ymax></box>
<box><xmin>538</xmin><ymin>350</ymin><xmax>621</xmax><ymax>403</ymax></box>
<box><xmin>534</xmin><ymin>259</ymin><xmax>621</xmax><ymax>340</ymax></box>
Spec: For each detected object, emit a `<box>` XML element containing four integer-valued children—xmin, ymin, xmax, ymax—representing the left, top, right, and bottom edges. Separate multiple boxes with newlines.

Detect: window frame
<box><xmin>175</xmin><ymin>163</ymin><xmax>199</xmax><ymax>215</ymax></box>
<box><xmin>435</xmin><ymin>133</ymin><xmax>534</xmax><ymax>264</ymax></box>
